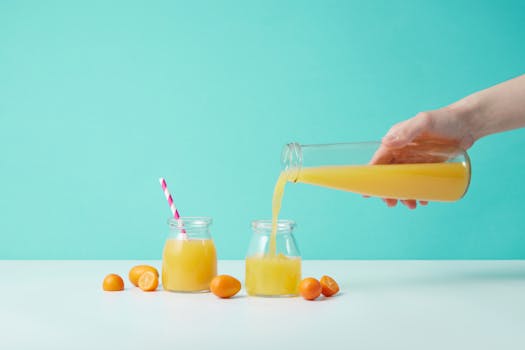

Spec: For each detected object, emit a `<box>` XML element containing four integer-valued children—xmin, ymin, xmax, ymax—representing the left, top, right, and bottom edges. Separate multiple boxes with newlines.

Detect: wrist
<box><xmin>446</xmin><ymin>94</ymin><xmax>485</xmax><ymax>145</ymax></box>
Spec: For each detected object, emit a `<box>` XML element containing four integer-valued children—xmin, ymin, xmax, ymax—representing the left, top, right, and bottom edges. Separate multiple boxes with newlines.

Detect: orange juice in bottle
<box><xmin>281</xmin><ymin>141</ymin><xmax>471</xmax><ymax>201</ymax></box>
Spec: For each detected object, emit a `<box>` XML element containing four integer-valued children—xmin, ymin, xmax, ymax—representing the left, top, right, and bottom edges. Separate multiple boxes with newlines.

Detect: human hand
<box><xmin>371</xmin><ymin>106</ymin><xmax>475</xmax><ymax>209</ymax></box>
<box><xmin>368</xmin><ymin>74</ymin><xmax>525</xmax><ymax>208</ymax></box>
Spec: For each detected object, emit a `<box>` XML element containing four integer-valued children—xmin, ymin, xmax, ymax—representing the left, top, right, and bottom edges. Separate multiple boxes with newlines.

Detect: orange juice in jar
<box><xmin>162</xmin><ymin>217</ymin><xmax>217</xmax><ymax>292</ymax></box>
<box><xmin>245</xmin><ymin>220</ymin><xmax>301</xmax><ymax>297</ymax></box>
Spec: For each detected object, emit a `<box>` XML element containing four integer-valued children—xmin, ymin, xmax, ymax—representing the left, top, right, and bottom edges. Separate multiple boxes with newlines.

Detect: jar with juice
<box><xmin>162</xmin><ymin>217</ymin><xmax>217</xmax><ymax>292</ymax></box>
<box><xmin>245</xmin><ymin>220</ymin><xmax>301</xmax><ymax>297</ymax></box>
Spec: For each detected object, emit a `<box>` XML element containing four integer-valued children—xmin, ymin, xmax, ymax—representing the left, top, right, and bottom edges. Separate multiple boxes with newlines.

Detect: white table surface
<box><xmin>1</xmin><ymin>260</ymin><xmax>524</xmax><ymax>350</ymax></box>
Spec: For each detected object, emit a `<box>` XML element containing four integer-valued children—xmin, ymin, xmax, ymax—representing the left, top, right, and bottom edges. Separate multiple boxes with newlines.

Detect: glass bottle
<box><xmin>161</xmin><ymin>217</ymin><xmax>217</xmax><ymax>292</ymax></box>
<box><xmin>281</xmin><ymin>141</ymin><xmax>471</xmax><ymax>201</ymax></box>
<box><xmin>245</xmin><ymin>219</ymin><xmax>301</xmax><ymax>297</ymax></box>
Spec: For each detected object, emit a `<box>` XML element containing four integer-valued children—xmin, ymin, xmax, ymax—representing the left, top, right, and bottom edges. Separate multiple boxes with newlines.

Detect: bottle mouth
<box><xmin>168</xmin><ymin>216</ymin><xmax>212</xmax><ymax>229</ymax></box>
<box><xmin>281</xmin><ymin>143</ymin><xmax>302</xmax><ymax>182</ymax></box>
<box><xmin>252</xmin><ymin>220</ymin><xmax>296</xmax><ymax>234</ymax></box>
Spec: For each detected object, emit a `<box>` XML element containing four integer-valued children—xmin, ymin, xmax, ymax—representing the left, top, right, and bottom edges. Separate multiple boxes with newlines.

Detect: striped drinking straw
<box><xmin>159</xmin><ymin>178</ymin><xmax>186</xmax><ymax>237</ymax></box>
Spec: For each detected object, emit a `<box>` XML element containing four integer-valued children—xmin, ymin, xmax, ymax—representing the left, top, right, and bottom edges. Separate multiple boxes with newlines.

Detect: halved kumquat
<box><xmin>320</xmin><ymin>275</ymin><xmax>340</xmax><ymax>297</ymax></box>
<box><xmin>129</xmin><ymin>265</ymin><xmax>159</xmax><ymax>287</ymax></box>
<box><xmin>138</xmin><ymin>271</ymin><xmax>159</xmax><ymax>292</ymax></box>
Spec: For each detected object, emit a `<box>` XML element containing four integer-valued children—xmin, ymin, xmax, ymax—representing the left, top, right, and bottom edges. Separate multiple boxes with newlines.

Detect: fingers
<box><xmin>382</xmin><ymin>198</ymin><xmax>428</xmax><ymax>209</ymax></box>
<box><xmin>372</xmin><ymin>112</ymin><xmax>437</xmax><ymax>209</ymax></box>
<box><xmin>383</xmin><ymin>198</ymin><xmax>398</xmax><ymax>207</ymax></box>
<box><xmin>369</xmin><ymin>145</ymin><xmax>394</xmax><ymax>165</ymax></box>
<box><xmin>401</xmin><ymin>200</ymin><xmax>417</xmax><ymax>209</ymax></box>
<box><xmin>382</xmin><ymin>112</ymin><xmax>433</xmax><ymax>148</ymax></box>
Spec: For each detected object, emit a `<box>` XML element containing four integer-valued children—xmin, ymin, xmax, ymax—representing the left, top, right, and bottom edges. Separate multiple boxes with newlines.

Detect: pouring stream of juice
<box><xmin>269</xmin><ymin>171</ymin><xmax>288</xmax><ymax>256</ymax></box>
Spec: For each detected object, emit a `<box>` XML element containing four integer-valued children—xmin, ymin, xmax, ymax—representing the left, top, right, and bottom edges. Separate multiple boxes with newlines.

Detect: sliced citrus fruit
<box><xmin>129</xmin><ymin>265</ymin><xmax>159</xmax><ymax>287</ymax></box>
<box><xmin>320</xmin><ymin>275</ymin><xmax>340</xmax><ymax>297</ymax></box>
<box><xmin>138</xmin><ymin>271</ymin><xmax>159</xmax><ymax>292</ymax></box>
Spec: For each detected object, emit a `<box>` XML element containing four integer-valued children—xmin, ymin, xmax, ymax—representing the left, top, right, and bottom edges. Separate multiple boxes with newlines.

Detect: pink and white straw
<box><xmin>159</xmin><ymin>177</ymin><xmax>186</xmax><ymax>236</ymax></box>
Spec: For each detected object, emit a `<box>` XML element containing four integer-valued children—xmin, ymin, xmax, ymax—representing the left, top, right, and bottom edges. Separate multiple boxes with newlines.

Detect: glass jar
<box><xmin>245</xmin><ymin>220</ymin><xmax>301</xmax><ymax>297</ymax></box>
<box><xmin>161</xmin><ymin>217</ymin><xmax>217</xmax><ymax>292</ymax></box>
<box><xmin>281</xmin><ymin>141</ymin><xmax>471</xmax><ymax>202</ymax></box>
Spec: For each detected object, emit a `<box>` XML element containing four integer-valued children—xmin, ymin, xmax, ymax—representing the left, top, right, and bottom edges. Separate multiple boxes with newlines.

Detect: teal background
<box><xmin>1</xmin><ymin>0</ymin><xmax>524</xmax><ymax>259</ymax></box>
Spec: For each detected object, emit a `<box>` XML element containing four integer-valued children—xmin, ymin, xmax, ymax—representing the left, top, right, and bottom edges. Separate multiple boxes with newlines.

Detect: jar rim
<box><xmin>168</xmin><ymin>216</ymin><xmax>212</xmax><ymax>228</ymax></box>
<box><xmin>251</xmin><ymin>219</ymin><xmax>296</xmax><ymax>233</ymax></box>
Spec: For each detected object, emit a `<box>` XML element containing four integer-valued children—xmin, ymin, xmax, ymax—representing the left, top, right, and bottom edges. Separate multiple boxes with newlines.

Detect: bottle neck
<box><xmin>281</xmin><ymin>143</ymin><xmax>302</xmax><ymax>182</ymax></box>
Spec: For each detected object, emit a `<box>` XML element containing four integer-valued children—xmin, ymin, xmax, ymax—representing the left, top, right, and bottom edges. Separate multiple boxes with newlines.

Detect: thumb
<box><xmin>382</xmin><ymin>112</ymin><xmax>431</xmax><ymax>147</ymax></box>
